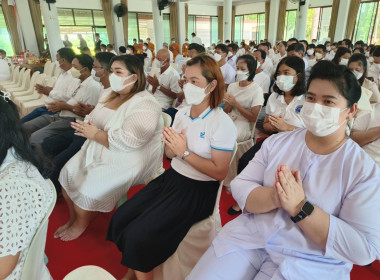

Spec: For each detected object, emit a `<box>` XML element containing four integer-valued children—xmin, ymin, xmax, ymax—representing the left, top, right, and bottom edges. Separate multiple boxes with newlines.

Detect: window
<box><xmin>284</xmin><ymin>10</ymin><xmax>296</xmax><ymax>41</ymax></box>
<box><xmin>128</xmin><ymin>12</ymin><xmax>139</xmax><ymax>45</ymax></box>
<box><xmin>137</xmin><ymin>13</ymin><xmax>155</xmax><ymax>46</ymax></box>
<box><xmin>305</xmin><ymin>6</ymin><xmax>332</xmax><ymax>42</ymax></box>
<box><xmin>234</xmin><ymin>13</ymin><xmax>266</xmax><ymax>44</ymax></box>
<box><xmin>187</xmin><ymin>15</ymin><xmax>218</xmax><ymax>46</ymax></box>
<box><xmin>0</xmin><ymin>8</ymin><xmax>13</xmax><ymax>56</ymax></box>
<box><xmin>353</xmin><ymin>1</ymin><xmax>380</xmax><ymax>44</ymax></box>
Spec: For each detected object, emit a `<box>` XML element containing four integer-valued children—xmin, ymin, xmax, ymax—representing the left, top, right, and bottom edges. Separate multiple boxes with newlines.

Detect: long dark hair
<box><xmin>348</xmin><ymin>53</ymin><xmax>367</xmax><ymax>86</ymax></box>
<box><xmin>0</xmin><ymin>92</ymin><xmax>48</xmax><ymax>178</ymax></box>
<box><xmin>273</xmin><ymin>56</ymin><xmax>306</xmax><ymax>96</ymax></box>
<box><xmin>332</xmin><ymin>47</ymin><xmax>351</xmax><ymax>65</ymax></box>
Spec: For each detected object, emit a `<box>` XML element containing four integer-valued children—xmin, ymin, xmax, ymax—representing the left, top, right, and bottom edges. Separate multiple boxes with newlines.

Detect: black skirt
<box><xmin>106</xmin><ymin>167</ymin><xmax>219</xmax><ymax>272</ymax></box>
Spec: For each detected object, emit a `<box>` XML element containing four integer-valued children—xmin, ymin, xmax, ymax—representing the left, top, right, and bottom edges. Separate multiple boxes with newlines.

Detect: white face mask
<box><xmin>143</xmin><ymin>46</ymin><xmax>147</xmax><ymax>51</ymax></box>
<box><xmin>307</xmin><ymin>49</ymin><xmax>314</xmax><ymax>56</ymax></box>
<box><xmin>365</xmin><ymin>51</ymin><xmax>370</xmax><ymax>57</ymax></box>
<box><xmin>236</xmin><ymin>71</ymin><xmax>249</xmax><ymax>82</ymax></box>
<box><xmin>276</xmin><ymin>75</ymin><xmax>295</xmax><ymax>92</ymax></box>
<box><xmin>109</xmin><ymin>73</ymin><xmax>135</xmax><ymax>92</ymax></box>
<box><xmin>339</xmin><ymin>58</ymin><xmax>349</xmax><ymax>66</ymax></box>
<box><xmin>183</xmin><ymin>83</ymin><xmax>210</xmax><ymax>105</ymax></box>
<box><xmin>368</xmin><ymin>57</ymin><xmax>374</xmax><ymax>63</ymax></box>
<box><xmin>185</xmin><ymin>40</ymin><xmax>188</xmax><ymax>43</ymax></box>
<box><xmin>301</xmin><ymin>102</ymin><xmax>348</xmax><ymax>137</ymax></box>
<box><xmin>228</xmin><ymin>51</ymin><xmax>233</xmax><ymax>58</ymax></box>
<box><xmin>315</xmin><ymin>53</ymin><xmax>323</xmax><ymax>60</ymax></box>
<box><xmin>213</xmin><ymin>53</ymin><xmax>222</xmax><ymax>62</ymax></box>
<box><xmin>352</xmin><ymin>70</ymin><xmax>363</xmax><ymax>80</ymax></box>
<box><xmin>126</xmin><ymin>50</ymin><xmax>131</xmax><ymax>55</ymax></box>
<box><xmin>91</xmin><ymin>69</ymin><xmax>101</xmax><ymax>82</ymax></box>
<box><xmin>326</xmin><ymin>46</ymin><xmax>331</xmax><ymax>52</ymax></box>
<box><xmin>172</xmin><ymin>41</ymin><xmax>175</xmax><ymax>44</ymax></box>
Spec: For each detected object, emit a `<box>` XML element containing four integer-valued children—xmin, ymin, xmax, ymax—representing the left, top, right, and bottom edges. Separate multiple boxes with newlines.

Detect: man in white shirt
<box><xmin>0</xmin><ymin>49</ymin><xmax>12</xmax><ymax>66</ymax></box>
<box><xmin>258</xmin><ymin>43</ymin><xmax>273</xmax><ymax>77</ymax></box>
<box><xmin>215</xmin><ymin>44</ymin><xmax>236</xmax><ymax>88</ymax></box>
<box><xmin>286</xmin><ymin>43</ymin><xmax>307</xmax><ymax>70</ymax></box>
<box><xmin>253</xmin><ymin>50</ymin><xmax>270</xmax><ymax>96</ymax></box>
<box><xmin>107</xmin><ymin>44</ymin><xmax>118</xmax><ymax>56</ymax></box>
<box><xmin>227</xmin><ymin>43</ymin><xmax>238</xmax><ymax>70</ymax></box>
<box><xmin>191</xmin><ymin>33</ymin><xmax>202</xmax><ymax>45</ymax></box>
<box><xmin>24</xmin><ymin>54</ymin><xmax>101</xmax><ymax>154</ymax></box>
<box><xmin>147</xmin><ymin>49</ymin><xmax>181</xmax><ymax>111</ymax></box>
<box><xmin>272</xmin><ymin>41</ymin><xmax>287</xmax><ymax>69</ymax></box>
<box><xmin>0</xmin><ymin>56</ymin><xmax>10</xmax><ymax>82</ymax></box>
<box><xmin>21</xmin><ymin>48</ymin><xmax>78</xmax><ymax>123</ymax></box>
<box><xmin>162</xmin><ymin>42</ymin><xmax>174</xmax><ymax>63</ymax></box>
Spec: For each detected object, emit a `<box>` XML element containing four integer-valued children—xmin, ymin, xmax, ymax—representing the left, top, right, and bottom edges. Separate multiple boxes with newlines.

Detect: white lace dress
<box><xmin>59</xmin><ymin>89</ymin><xmax>164</xmax><ymax>212</ymax></box>
<box><xmin>0</xmin><ymin>148</ymin><xmax>54</xmax><ymax>280</ymax></box>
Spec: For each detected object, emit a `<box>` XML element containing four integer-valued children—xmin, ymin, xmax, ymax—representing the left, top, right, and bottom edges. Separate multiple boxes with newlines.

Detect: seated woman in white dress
<box><xmin>187</xmin><ymin>61</ymin><xmax>380</xmax><ymax>280</ymax></box>
<box><xmin>0</xmin><ymin>92</ymin><xmax>54</xmax><ymax>280</ymax></box>
<box><xmin>107</xmin><ymin>55</ymin><xmax>237</xmax><ymax>280</ymax></box>
<box><xmin>56</xmin><ymin>55</ymin><xmax>163</xmax><ymax>241</ymax></box>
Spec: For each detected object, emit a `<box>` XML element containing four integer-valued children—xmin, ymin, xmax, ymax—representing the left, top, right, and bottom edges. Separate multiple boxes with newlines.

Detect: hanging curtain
<box><xmin>28</xmin><ymin>0</ymin><xmax>44</xmax><ymax>53</ymax></box>
<box><xmin>185</xmin><ymin>3</ymin><xmax>188</xmax><ymax>39</ymax></box>
<box><xmin>345</xmin><ymin>0</ymin><xmax>361</xmax><ymax>39</ymax></box>
<box><xmin>328</xmin><ymin>0</ymin><xmax>340</xmax><ymax>41</ymax></box>
<box><xmin>121</xmin><ymin>0</ymin><xmax>128</xmax><ymax>46</ymax></box>
<box><xmin>101</xmin><ymin>0</ymin><xmax>114</xmax><ymax>45</ymax></box>
<box><xmin>0</xmin><ymin>1</ymin><xmax>22</xmax><ymax>54</ymax></box>
<box><xmin>277</xmin><ymin>0</ymin><xmax>287</xmax><ymax>41</ymax></box>
<box><xmin>265</xmin><ymin>1</ymin><xmax>270</xmax><ymax>40</ymax></box>
<box><xmin>218</xmin><ymin>6</ymin><xmax>223</xmax><ymax>42</ymax></box>
<box><xmin>170</xmin><ymin>2</ymin><xmax>178</xmax><ymax>42</ymax></box>
<box><xmin>231</xmin><ymin>6</ymin><xmax>235</xmax><ymax>42</ymax></box>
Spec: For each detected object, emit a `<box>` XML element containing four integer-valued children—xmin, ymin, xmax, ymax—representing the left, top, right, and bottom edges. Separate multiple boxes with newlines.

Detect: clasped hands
<box><xmin>268</xmin><ymin>115</ymin><xmax>291</xmax><ymax>132</ymax></box>
<box><xmin>272</xmin><ymin>165</ymin><xmax>305</xmax><ymax>217</ymax></box>
<box><xmin>71</xmin><ymin>119</ymin><xmax>100</xmax><ymax>140</ymax></box>
<box><xmin>162</xmin><ymin>126</ymin><xmax>188</xmax><ymax>158</ymax></box>
<box><xmin>224</xmin><ymin>94</ymin><xmax>237</xmax><ymax>107</ymax></box>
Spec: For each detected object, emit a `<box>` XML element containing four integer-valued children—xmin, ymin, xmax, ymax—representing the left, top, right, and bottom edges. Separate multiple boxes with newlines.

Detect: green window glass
<box><xmin>0</xmin><ymin>9</ymin><xmax>13</xmax><ymax>56</ymax></box>
<box><xmin>353</xmin><ymin>2</ymin><xmax>378</xmax><ymax>44</ymax></box>
<box><xmin>234</xmin><ymin>15</ymin><xmax>243</xmax><ymax>43</ymax></box>
<box><xmin>284</xmin><ymin>10</ymin><xmax>296</xmax><ymax>41</ymax></box>
<box><xmin>128</xmin><ymin>12</ymin><xmax>139</xmax><ymax>45</ymax></box>
<box><xmin>211</xmin><ymin>16</ymin><xmax>218</xmax><ymax>44</ymax></box>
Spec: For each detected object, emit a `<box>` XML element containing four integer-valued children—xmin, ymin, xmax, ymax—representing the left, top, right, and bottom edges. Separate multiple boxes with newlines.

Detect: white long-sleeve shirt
<box><xmin>45</xmin><ymin>69</ymin><xmax>80</xmax><ymax>105</ymax></box>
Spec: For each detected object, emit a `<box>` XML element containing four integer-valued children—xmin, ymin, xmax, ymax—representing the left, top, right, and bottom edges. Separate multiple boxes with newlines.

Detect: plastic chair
<box><xmin>11</xmin><ymin>71</ymin><xmax>40</xmax><ymax>99</ymax></box>
<box><xmin>152</xmin><ymin>143</ymin><xmax>238</xmax><ymax>280</ymax></box>
<box><xmin>43</xmin><ymin>61</ymin><xmax>54</xmax><ymax>77</ymax></box>
<box><xmin>5</xmin><ymin>68</ymin><xmax>31</xmax><ymax>94</ymax></box>
<box><xmin>0</xmin><ymin>65</ymin><xmax>20</xmax><ymax>87</ymax></box>
<box><xmin>53</xmin><ymin>65</ymin><xmax>62</xmax><ymax>78</ymax></box>
<box><xmin>63</xmin><ymin>265</ymin><xmax>116</xmax><ymax>280</ymax></box>
<box><xmin>1</xmin><ymin>67</ymin><xmax>25</xmax><ymax>90</ymax></box>
<box><xmin>20</xmin><ymin>180</ymin><xmax>57</xmax><ymax>280</ymax></box>
<box><xmin>14</xmin><ymin>73</ymin><xmax>45</xmax><ymax>107</ymax></box>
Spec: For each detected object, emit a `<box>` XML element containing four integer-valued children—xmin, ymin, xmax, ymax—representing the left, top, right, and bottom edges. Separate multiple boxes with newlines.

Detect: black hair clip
<box><xmin>0</xmin><ymin>92</ymin><xmax>11</xmax><ymax>103</ymax></box>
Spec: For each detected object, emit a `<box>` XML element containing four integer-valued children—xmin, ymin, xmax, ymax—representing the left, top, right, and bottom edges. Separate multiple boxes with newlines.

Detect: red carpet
<box><xmin>45</xmin><ymin>158</ymin><xmax>380</xmax><ymax>279</ymax></box>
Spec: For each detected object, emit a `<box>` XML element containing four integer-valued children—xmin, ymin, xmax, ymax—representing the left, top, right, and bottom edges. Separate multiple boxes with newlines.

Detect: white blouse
<box><xmin>0</xmin><ymin>148</ymin><xmax>54</xmax><ymax>280</ymax></box>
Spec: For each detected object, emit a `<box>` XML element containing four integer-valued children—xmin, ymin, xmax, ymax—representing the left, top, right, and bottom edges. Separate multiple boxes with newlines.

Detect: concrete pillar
<box><xmin>295</xmin><ymin>0</ymin><xmax>310</xmax><ymax>40</ymax></box>
<box><xmin>40</xmin><ymin>0</ymin><xmax>64</xmax><ymax>61</ymax></box>
<box><xmin>223</xmin><ymin>0</ymin><xmax>232</xmax><ymax>41</ymax></box>
<box><xmin>152</xmin><ymin>0</ymin><xmax>164</xmax><ymax>49</ymax></box>
<box><xmin>334</xmin><ymin>0</ymin><xmax>351</xmax><ymax>42</ymax></box>
<box><xmin>111</xmin><ymin>0</ymin><xmax>125</xmax><ymax>50</ymax></box>
<box><xmin>177</xmin><ymin>0</ymin><xmax>186</xmax><ymax>45</ymax></box>
<box><xmin>267</xmin><ymin>0</ymin><xmax>280</xmax><ymax>45</ymax></box>
<box><xmin>15</xmin><ymin>0</ymin><xmax>39</xmax><ymax>55</ymax></box>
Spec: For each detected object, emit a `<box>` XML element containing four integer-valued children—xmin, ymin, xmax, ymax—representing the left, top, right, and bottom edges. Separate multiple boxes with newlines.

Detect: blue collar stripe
<box><xmin>210</xmin><ymin>145</ymin><xmax>233</xmax><ymax>152</ymax></box>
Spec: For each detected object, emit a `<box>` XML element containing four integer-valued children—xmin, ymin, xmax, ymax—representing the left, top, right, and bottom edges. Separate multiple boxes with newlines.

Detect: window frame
<box><xmin>234</xmin><ymin>12</ymin><xmax>266</xmax><ymax>43</ymax></box>
<box><xmin>352</xmin><ymin>0</ymin><xmax>380</xmax><ymax>44</ymax></box>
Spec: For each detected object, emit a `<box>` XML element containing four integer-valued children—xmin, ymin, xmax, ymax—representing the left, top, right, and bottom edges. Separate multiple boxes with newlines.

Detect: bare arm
<box><xmin>263</xmin><ymin>115</ymin><xmax>278</xmax><ymax>132</ymax></box>
<box><xmin>245</xmin><ymin>186</ymin><xmax>280</xmax><ymax>213</ymax></box>
<box><xmin>0</xmin><ymin>253</ymin><xmax>21</xmax><ymax>279</ymax></box>
<box><xmin>350</xmin><ymin>128</ymin><xmax>380</xmax><ymax>147</ymax></box>
<box><xmin>234</xmin><ymin>104</ymin><xmax>261</xmax><ymax>123</ymax></box>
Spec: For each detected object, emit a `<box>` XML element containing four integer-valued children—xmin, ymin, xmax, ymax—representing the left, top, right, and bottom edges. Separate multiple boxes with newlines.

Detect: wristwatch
<box><xmin>290</xmin><ymin>201</ymin><xmax>314</xmax><ymax>223</ymax></box>
<box><xmin>182</xmin><ymin>150</ymin><xmax>190</xmax><ymax>160</ymax></box>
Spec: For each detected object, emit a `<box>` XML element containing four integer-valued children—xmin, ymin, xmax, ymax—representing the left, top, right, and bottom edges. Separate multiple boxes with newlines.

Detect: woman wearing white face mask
<box><xmin>56</xmin><ymin>55</ymin><xmax>163</xmax><ymax>241</ymax></box>
<box><xmin>188</xmin><ymin>61</ymin><xmax>380</xmax><ymax>280</ymax></box>
<box><xmin>107</xmin><ymin>55</ymin><xmax>237</xmax><ymax>280</ymax></box>
<box><xmin>264</xmin><ymin>56</ymin><xmax>306</xmax><ymax>134</ymax></box>
<box><xmin>332</xmin><ymin>46</ymin><xmax>351</xmax><ymax>66</ymax></box>
<box><xmin>348</xmin><ymin>53</ymin><xmax>380</xmax><ymax>104</ymax></box>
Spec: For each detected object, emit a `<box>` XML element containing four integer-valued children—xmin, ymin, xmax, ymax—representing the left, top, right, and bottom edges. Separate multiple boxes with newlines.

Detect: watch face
<box><xmin>302</xmin><ymin>201</ymin><xmax>314</xmax><ymax>215</ymax></box>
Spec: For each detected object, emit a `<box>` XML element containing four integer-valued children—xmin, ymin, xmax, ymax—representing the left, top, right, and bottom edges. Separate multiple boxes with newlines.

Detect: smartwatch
<box><xmin>182</xmin><ymin>150</ymin><xmax>190</xmax><ymax>160</ymax></box>
<box><xmin>290</xmin><ymin>201</ymin><xmax>314</xmax><ymax>223</ymax></box>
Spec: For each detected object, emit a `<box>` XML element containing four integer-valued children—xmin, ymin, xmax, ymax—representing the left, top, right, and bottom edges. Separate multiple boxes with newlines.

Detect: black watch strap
<box><xmin>290</xmin><ymin>201</ymin><xmax>314</xmax><ymax>223</ymax></box>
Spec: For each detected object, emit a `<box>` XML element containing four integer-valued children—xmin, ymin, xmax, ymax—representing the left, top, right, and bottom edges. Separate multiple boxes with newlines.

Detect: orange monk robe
<box><xmin>182</xmin><ymin>43</ymin><xmax>189</xmax><ymax>57</ymax></box>
<box><xmin>134</xmin><ymin>43</ymin><xmax>141</xmax><ymax>54</ymax></box>
<box><xmin>148</xmin><ymin>42</ymin><xmax>155</xmax><ymax>63</ymax></box>
<box><xmin>170</xmin><ymin>43</ymin><xmax>181</xmax><ymax>61</ymax></box>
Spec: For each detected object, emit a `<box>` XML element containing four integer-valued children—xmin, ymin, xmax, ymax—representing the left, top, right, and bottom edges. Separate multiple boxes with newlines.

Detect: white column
<box><xmin>334</xmin><ymin>0</ymin><xmax>351</xmax><ymax>42</ymax></box>
<box><xmin>267</xmin><ymin>0</ymin><xmax>280</xmax><ymax>45</ymax></box>
<box><xmin>294</xmin><ymin>0</ymin><xmax>310</xmax><ymax>40</ymax></box>
<box><xmin>15</xmin><ymin>0</ymin><xmax>39</xmax><ymax>55</ymax></box>
<box><xmin>111</xmin><ymin>0</ymin><xmax>125</xmax><ymax>50</ymax></box>
<box><xmin>40</xmin><ymin>1</ymin><xmax>64</xmax><ymax>61</ymax></box>
<box><xmin>223</xmin><ymin>0</ymin><xmax>232</xmax><ymax>41</ymax></box>
<box><xmin>152</xmin><ymin>0</ymin><xmax>164</xmax><ymax>50</ymax></box>
<box><xmin>177</xmin><ymin>0</ymin><xmax>186</xmax><ymax>46</ymax></box>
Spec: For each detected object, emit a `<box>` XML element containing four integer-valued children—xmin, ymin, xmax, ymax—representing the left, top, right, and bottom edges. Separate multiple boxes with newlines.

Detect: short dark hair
<box><xmin>308</xmin><ymin>44</ymin><xmax>316</xmax><ymax>49</ymax></box>
<box><xmin>100</xmin><ymin>44</ymin><xmax>107</xmax><ymax>48</ymax></box>
<box><xmin>373</xmin><ymin>46</ymin><xmax>380</xmax><ymax>57</ymax></box>
<box><xmin>343</xmin><ymin>38</ymin><xmax>353</xmax><ymax>49</ymax></box>
<box><xmin>95</xmin><ymin>52</ymin><xmax>115</xmax><ymax>72</ymax></box>
<box><xmin>287</xmin><ymin>43</ymin><xmax>305</xmax><ymax>54</ymax></box>
<box><xmin>300</xmin><ymin>39</ymin><xmax>308</xmax><ymax>45</ymax></box>
<box><xmin>254</xmin><ymin>49</ymin><xmax>266</xmax><ymax>60</ymax></box>
<box><xmin>0</xmin><ymin>92</ymin><xmax>49</xmax><ymax>177</ymax></box>
<box><xmin>119</xmin><ymin>46</ymin><xmax>126</xmax><ymax>53</ymax></box>
<box><xmin>215</xmin><ymin>44</ymin><xmax>228</xmax><ymax>54</ymax></box>
<box><xmin>355</xmin><ymin>40</ymin><xmax>365</xmax><ymax>48</ymax></box>
<box><xmin>127</xmin><ymin>45</ymin><xmax>135</xmax><ymax>52</ymax></box>
<box><xmin>273</xmin><ymin>56</ymin><xmax>306</xmax><ymax>97</ymax></box>
<box><xmin>308</xmin><ymin>60</ymin><xmax>361</xmax><ymax>107</ymax></box>
<box><xmin>324</xmin><ymin>41</ymin><xmax>331</xmax><ymax>47</ymax></box>
<box><xmin>57</xmin><ymin>47</ymin><xmax>76</xmax><ymax>62</ymax></box>
<box><xmin>237</xmin><ymin>55</ymin><xmax>257</xmax><ymax>82</ymax></box>
<box><xmin>188</xmin><ymin>43</ymin><xmax>205</xmax><ymax>54</ymax></box>
<box><xmin>348</xmin><ymin>53</ymin><xmax>367</xmax><ymax>85</ymax></box>
<box><xmin>287</xmin><ymin>37</ymin><xmax>299</xmax><ymax>43</ymax></box>
<box><xmin>74</xmin><ymin>54</ymin><xmax>94</xmax><ymax>71</ymax></box>
<box><xmin>353</xmin><ymin>47</ymin><xmax>365</xmax><ymax>55</ymax></box>
<box><xmin>228</xmin><ymin>43</ymin><xmax>238</xmax><ymax>53</ymax></box>
<box><xmin>95</xmin><ymin>33</ymin><xmax>100</xmax><ymax>37</ymax></box>
<box><xmin>315</xmin><ymin>44</ymin><xmax>326</xmax><ymax>52</ymax></box>
<box><xmin>332</xmin><ymin>47</ymin><xmax>351</xmax><ymax>65</ymax></box>
<box><xmin>191</xmin><ymin>32</ymin><xmax>196</xmax><ymax>36</ymax></box>
<box><xmin>278</xmin><ymin>41</ymin><xmax>287</xmax><ymax>48</ymax></box>
<box><xmin>0</xmin><ymin>49</ymin><xmax>6</xmax><ymax>56</ymax></box>
<box><xmin>106</xmin><ymin>44</ymin><xmax>113</xmax><ymax>49</ymax></box>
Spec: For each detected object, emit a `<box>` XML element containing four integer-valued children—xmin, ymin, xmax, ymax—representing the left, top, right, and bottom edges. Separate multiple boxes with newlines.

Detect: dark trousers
<box><xmin>237</xmin><ymin>139</ymin><xmax>266</xmax><ymax>174</ymax></box>
<box><xmin>163</xmin><ymin>107</ymin><xmax>178</xmax><ymax>126</ymax></box>
<box><xmin>21</xmin><ymin>106</ymin><xmax>54</xmax><ymax>123</ymax></box>
<box><xmin>42</xmin><ymin>130</ymin><xmax>86</xmax><ymax>193</ymax></box>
